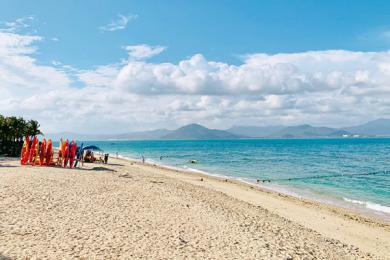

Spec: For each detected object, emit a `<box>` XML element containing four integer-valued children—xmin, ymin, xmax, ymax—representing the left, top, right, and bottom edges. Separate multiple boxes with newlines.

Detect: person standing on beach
<box><xmin>142</xmin><ymin>155</ymin><xmax>145</xmax><ymax>164</ymax></box>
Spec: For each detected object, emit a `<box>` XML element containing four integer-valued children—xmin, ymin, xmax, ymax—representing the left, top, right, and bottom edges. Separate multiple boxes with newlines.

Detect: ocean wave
<box><xmin>182</xmin><ymin>165</ymin><xmax>233</xmax><ymax>179</ymax></box>
<box><xmin>343</xmin><ymin>197</ymin><xmax>365</xmax><ymax>205</ymax></box>
<box><xmin>117</xmin><ymin>154</ymin><xmax>139</xmax><ymax>162</ymax></box>
<box><xmin>343</xmin><ymin>197</ymin><xmax>390</xmax><ymax>214</ymax></box>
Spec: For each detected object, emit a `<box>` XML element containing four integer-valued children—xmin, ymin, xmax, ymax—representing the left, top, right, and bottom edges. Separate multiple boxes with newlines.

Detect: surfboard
<box><xmin>74</xmin><ymin>143</ymin><xmax>83</xmax><ymax>168</ymax></box>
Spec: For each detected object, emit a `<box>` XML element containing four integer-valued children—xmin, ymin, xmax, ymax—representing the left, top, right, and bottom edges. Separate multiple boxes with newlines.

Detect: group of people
<box><xmin>84</xmin><ymin>150</ymin><xmax>109</xmax><ymax>164</ymax></box>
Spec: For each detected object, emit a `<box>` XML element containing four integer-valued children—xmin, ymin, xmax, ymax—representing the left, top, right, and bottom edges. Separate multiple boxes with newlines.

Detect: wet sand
<box><xmin>0</xmin><ymin>157</ymin><xmax>389</xmax><ymax>259</ymax></box>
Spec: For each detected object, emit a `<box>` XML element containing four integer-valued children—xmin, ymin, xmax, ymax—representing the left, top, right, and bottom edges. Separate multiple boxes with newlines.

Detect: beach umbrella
<box><xmin>82</xmin><ymin>145</ymin><xmax>103</xmax><ymax>152</ymax></box>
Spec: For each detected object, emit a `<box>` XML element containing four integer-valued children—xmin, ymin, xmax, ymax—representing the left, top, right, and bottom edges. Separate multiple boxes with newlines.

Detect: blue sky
<box><xmin>1</xmin><ymin>1</ymin><xmax>390</xmax><ymax>133</ymax></box>
<box><xmin>2</xmin><ymin>0</ymin><xmax>390</xmax><ymax>67</ymax></box>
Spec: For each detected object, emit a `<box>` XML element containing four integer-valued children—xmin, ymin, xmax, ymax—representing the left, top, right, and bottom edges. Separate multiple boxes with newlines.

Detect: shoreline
<box><xmin>121</xmin><ymin>156</ymin><xmax>390</xmax><ymax>225</ymax></box>
<box><xmin>1</xmin><ymin>156</ymin><xmax>390</xmax><ymax>258</ymax></box>
<box><xmin>118</xmin><ymin>157</ymin><xmax>390</xmax><ymax>258</ymax></box>
<box><xmin>114</xmin><ymin>153</ymin><xmax>390</xmax><ymax>222</ymax></box>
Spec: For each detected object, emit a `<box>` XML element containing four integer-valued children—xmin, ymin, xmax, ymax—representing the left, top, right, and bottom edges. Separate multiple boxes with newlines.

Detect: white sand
<box><xmin>0</xmin><ymin>157</ymin><xmax>389</xmax><ymax>259</ymax></box>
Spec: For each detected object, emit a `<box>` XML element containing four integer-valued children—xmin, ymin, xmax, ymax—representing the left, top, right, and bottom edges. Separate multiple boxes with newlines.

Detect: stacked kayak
<box><xmin>20</xmin><ymin>136</ymin><xmax>78</xmax><ymax>168</ymax></box>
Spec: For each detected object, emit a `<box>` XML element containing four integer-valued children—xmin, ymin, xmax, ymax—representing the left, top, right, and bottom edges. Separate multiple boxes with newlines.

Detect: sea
<box><xmin>76</xmin><ymin>138</ymin><xmax>390</xmax><ymax>220</ymax></box>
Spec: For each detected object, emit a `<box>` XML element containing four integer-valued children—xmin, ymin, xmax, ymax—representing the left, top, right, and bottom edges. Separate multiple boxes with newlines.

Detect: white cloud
<box><xmin>100</xmin><ymin>14</ymin><xmax>138</xmax><ymax>32</ymax></box>
<box><xmin>0</xmin><ymin>31</ymin><xmax>41</xmax><ymax>55</ymax></box>
<box><xmin>0</xmin><ymin>16</ymin><xmax>35</xmax><ymax>33</ymax></box>
<box><xmin>125</xmin><ymin>44</ymin><xmax>166</xmax><ymax>60</ymax></box>
<box><xmin>1</xmin><ymin>29</ymin><xmax>390</xmax><ymax>133</ymax></box>
<box><xmin>78</xmin><ymin>65</ymin><xmax>119</xmax><ymax>87</ymax></box>
<box><xmin>111</xmin><ymin>50</ymin><xmax>390</xmax><ymax>98</ymax></box>
<box><xmin>0</xmin><ymin>31</ymin><xmax>70</xmax><ymax>100</ymax></box>
<box><xmin>68</xmin><ymin>49</ymin><xmax>390</xmax><ymax>130</ymax></box>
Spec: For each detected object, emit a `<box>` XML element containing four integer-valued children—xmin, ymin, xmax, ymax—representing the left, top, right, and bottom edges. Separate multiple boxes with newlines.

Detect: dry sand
<box><xmin>0</xmin><ymin>157</ymin><xmax>389</xmax><ymax>259</ymax></box>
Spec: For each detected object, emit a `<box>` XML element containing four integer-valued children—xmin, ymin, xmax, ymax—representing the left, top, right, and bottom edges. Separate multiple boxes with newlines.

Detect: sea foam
<box><xmin>343</xmin><ymin>197</ymin><xmax>390</xmax><ymax>214</ymax></box>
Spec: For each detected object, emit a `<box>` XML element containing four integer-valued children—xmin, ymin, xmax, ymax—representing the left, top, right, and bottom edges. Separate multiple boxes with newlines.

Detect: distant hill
<box><xmin>269</xmin><ymin>124</ymin><xmax>350</xmax><ymax>138</ymax></box>
<box><xmin>227</xmin><ymin>125</ymin><xmax>285</xmax><ymax>137</ymax></box>
<box><xmin>161</xmin><ymin>124</ymin><xmax>242</xmax><ymax>140</ymax></box>
<box><xmin>44</xmin><ymin>129</ymin><xmax>172</xmax><ymax>141</ymax></box>
<box><xmin>111</xmin><ymin>129</ymin><xmax>172</xmax><ymax>140</ymax></box>
<box><xmin>45</xmin><ymin>125</ymin><xmax>241</xmax><ymax>141</ymax></box>
<box><xmin>343</xmin><ymin>118</ymin><xmax>390</xmax><ymax>136</ymax></box>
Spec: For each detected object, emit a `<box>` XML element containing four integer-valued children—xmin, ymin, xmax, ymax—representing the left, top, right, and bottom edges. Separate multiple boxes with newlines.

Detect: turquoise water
<box><xmin>77</xmin><ymin>138</ymin><xmax>390</xmax><ymax>218</ymax></box>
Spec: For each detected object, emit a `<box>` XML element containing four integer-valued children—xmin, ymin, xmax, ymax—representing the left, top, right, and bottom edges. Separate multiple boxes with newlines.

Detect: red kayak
<box><xmin>39</xmin><ymin>138</ymin><xmax>46</xmax><ymax>165</ymax></box>
<box><xmin>63</xmin><ymin>139</ymin><xmax>70</xmax><ymax>167</ymax></box>
<box><xmin>20</xmin><ymin>136</ymin><xmax>30</xmax><ymax>165</ymax></box>
<box><xmin>69</xmin><ymin>141</ymin><xmax>77</xmax><ymax>168</ymax></box>
<box><xmin>28</xmin><ymin>136</ymin><xmax>38</xmax><ymax>165</ymax></box>
<box><xmin>57</xmin><ymin>138</ymin><xmax>63</xmax><ymax>166</ymax></box>
<box><xmin>45</xmin><ymin>139</ymin><xmax>54</xmax><ymax>165</ymax></box>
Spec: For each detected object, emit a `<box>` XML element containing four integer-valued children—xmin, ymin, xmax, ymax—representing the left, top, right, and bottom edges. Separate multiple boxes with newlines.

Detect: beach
<box><xmin>0</xmin><ymin>157</ymin><xmax>389</xmax><ymax>259</ymax></box>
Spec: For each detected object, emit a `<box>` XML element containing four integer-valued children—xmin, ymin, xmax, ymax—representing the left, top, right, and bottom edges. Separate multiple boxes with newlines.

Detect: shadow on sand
<box><xmin>0</xmin><ymin>157</ymin><xmax>19</xmax><ymax>162</ymax></box>
<box><xmin>0</xmin><ymin>164</ymin><xmax>18</xmax><ymax>168</ymax></box>
<box><xmin>77</xmin><ymin>166</ymin><xmax>117</xmax><ymax>172</ymax></box>
<box><xmin>0</xmin><ymin>254</ymin><xmax>12</xmax><ymax>260</ymax></box>
<box><xmin>107</xmin><ymin>163</ymin><xmax>125</xmax><ymax>167</ymax></box>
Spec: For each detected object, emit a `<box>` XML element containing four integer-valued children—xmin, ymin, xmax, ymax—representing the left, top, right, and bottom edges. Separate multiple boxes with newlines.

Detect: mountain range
<box><xmin>160</xmin><ymin>124</ymin><xmax>241</xmax><ymax>140</ymax></box>
<box><xmin>343</xmin><ymin>118</ymin><xmax>390</xmax><ymax>136</ymax></box>
<box><xmin>45</xmin><ymin>118</ymin><xmax>390</xmax><ymax>141</ymax></box>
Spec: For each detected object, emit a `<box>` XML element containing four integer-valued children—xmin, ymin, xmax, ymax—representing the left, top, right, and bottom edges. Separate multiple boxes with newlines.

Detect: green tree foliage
<box><xmin>0</xmin><ymin>115</ymin><xmax>43</xmax><ymax>156</ymax></box>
